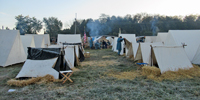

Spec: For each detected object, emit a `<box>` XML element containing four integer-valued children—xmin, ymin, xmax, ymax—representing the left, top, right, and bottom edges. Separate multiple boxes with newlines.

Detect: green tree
<box><xmin>15</xmin><ymin>15</ymin><xmax>42</xmax><ymax>35</ymax></box>
<box><xmin>43</xmin><ymin>17</ymin><xmax>63</xmax><ymax>38</ymax></box>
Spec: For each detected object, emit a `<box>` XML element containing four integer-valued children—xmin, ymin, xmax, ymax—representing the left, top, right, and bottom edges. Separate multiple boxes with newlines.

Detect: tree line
<box><xmin>15</xmin><ymin>13</ymin><xmax>200</xmax><ymax>38</ymax></box>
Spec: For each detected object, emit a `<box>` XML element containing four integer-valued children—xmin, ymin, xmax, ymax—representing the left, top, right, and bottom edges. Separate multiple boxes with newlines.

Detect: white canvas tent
<box><xmin>151</xmin><ymin>46</ymin><xmax>193</xmax><ymax>74</ymax></box>
<box><xmin>112</xmin><ymin>37</ymin><xmax>118</xmax><ymax>52</ymax></box>
<box><xmin>164</xmin><ymin>30</ymin><xmax>200</xmax><ymax>62</ymax></box>
<box><xmin>33</xmin><ymin>35</ymin><xmax>45</xmax><ymax>48</ymax></box>
<box><xmin>132</xmin><ymin>43</ymin><xmax>139</xmax><ymax>58</ymax></box>
<box><xmin>0</xmin><ymin>30</ymin><xmax>26</xmax><ymax>67</ymax></box>
<box><xmin>57</xmin><ymin>34</ymin><xmax>82</xmax><ymax>57</ymax></box>
<box><xmin>20</xmin><ymin>35</ymin><xmax>35</xmax><ymax>55</ymax></box>
<box><xmin>118</xmin><ymin>34</ymin><xmax>137</xmax><ymax>55</ymax></box>
<box><xmin>155</xmin><ymin>32</ymin><xmax>168</xmax><ymax>43</ymax></box>
<box><xmin>135</xmin><ymin>42</ymin><xmax>163</xmax><ymax>64</ymax></box>
<box><xmin>25</xmin><ymin>34</ymin><xmax>50</xmax><ymax>47</ymax></box>
<box><xmin>192</xmin><ymin>44</ymin><xmax>200</xmax><ymax>65</ymax></box>
<box><xmin>64</xmin><ymin>45</ymin><xmax>75</xmax><ymax>68</ymax></box>
<box><xmin>16</xmin><ymin>58</ymin><xmax>59</xmax><ymax>79</ymax></box>
<box><xmin>145</xmin><ymin>36</ymin><xmax>157</xmax><ymax>43</ymax></box>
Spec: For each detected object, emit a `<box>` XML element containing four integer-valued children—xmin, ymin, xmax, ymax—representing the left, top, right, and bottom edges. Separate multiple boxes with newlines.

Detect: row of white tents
<box><xmin>0</xmin><ymin>30</ymin><xmax>51</xmax><ymax>67</ymax></box>
<box><xmin>0</xmin><ymin>30</ymin><xmax>84</xmax><ymax>79</ymax></box>
<box><xmin>0</xmin><ymin>30</ymin><xmax>83</xmax><ymax>69</ymax></box>
<box><xmin>111</xmin><ymin>30</ymin><xmax>200</xmax><ymax>73</ymax></box>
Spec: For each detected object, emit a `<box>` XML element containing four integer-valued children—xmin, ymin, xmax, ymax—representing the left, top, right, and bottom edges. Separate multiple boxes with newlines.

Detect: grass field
<box><xmin>1</xmin><ymin>49</ymin><xmax>200</xmax><ymax>100</ymax></box>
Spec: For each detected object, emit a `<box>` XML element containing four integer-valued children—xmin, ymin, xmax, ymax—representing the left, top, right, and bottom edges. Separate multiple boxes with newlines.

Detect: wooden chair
<box><xmin>60</xmin><ymin>70</ymin><xmax>73</xmax><ymax>83</ymax></box>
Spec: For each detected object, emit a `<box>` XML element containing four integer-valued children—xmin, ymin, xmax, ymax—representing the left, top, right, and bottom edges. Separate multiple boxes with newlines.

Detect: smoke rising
<box><xmin>151</xmin><ymin>16</ymin><xmax>159</xmax><ymax>36</ymax></box>
<box><xmin>86</xmin><ymin>20</ymin><xmax>112</xmax><ymax>36</ymax></box>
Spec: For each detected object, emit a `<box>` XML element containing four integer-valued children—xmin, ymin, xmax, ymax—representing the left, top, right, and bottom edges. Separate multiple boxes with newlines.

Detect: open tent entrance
<box><xmin>63</xmin><ymin>43</ymin><xmax>85</xmax><ymax>68</ymax></box>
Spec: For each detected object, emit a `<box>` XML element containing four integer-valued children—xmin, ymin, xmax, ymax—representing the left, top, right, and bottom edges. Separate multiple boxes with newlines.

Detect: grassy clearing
<box><xmin>0</xmin><ymin>49</ymin><xmax>200</xmax><ymax>99</ymax></box>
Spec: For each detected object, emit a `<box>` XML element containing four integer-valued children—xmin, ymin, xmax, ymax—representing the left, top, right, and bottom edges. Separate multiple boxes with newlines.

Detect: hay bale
<box><xmin>142</xmin><ymin>66</ymin><xmax>161</xmax><ymax>76</ymax></box>
<box><xmin>7</xmin><ymin>74</ymin><xmax>58</xmax><ymax>87</ymax></box>
<box><xmin>106</xmin><ymin>70</ymin><xmax>141</xmax><ymax>80</ymax></box>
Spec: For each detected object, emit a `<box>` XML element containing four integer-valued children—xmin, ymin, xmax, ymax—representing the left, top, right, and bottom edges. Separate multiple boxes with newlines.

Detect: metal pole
<box><xmin>75</xmin><ymin>13</ymin><xmax>77</xmax><ymax>34</ymax></box>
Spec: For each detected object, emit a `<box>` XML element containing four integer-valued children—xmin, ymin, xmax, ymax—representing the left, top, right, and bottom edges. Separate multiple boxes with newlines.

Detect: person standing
<box><xmin>89</xmin><ymin>38</ymin><xmax>93</xmax><ymax>49</ymax></box>
<box><xmin>116</xmin><ymin>36</ymin><xmax>125</xmax><ymax>55</ymax></box>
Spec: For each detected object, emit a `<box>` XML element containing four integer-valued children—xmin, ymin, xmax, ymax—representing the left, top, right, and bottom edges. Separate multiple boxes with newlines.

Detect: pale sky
<box><xmin>0</xmin><ymin>0</ymin><xmax>200</xmax><ymax>33</ymax></box>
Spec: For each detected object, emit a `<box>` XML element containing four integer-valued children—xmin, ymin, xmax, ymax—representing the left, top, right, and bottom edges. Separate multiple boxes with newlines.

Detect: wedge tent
<box><xmin>112</xmin><ymin>37</ymin><xmax>118</xmax><ymax>52</ymax></box>
<box><xmin>25</xmin><ymin>34</ymin><xmax>50</xmax><ymax>47</ymax></box>
<box><xmin>16</xmin><ymin>58</ymin><xmax>59</xmax><ymax>79</ymax></box>
<box><xmin>57</xmin><ymin>34</ymin><xmax>82</xmax><ymax>57</ymax></box>
<box><xmin>118</xmin><ymin>34</ymin><xmax>137</xmax><ymax>55</ymax></box>
<box><xmin>0</xmin><ymin>30</ymin><xmax>26</xmax><ymax>67</ymax></box>
<box><xmin>164</xmin><ymin>30</ymin><xmax>200</xmax><ymax>62</ymax></box>
<box><xmin>155</xmin><ymin>32</ymin><xmax>168</xmax><ymax>43</ymax></box>
<box><xmin>16</xmin><ymin>47</ymin><xmax>71</xmax><ymax>79</ymax></box>
<box><xmin>151</xmin><ymin>46</ymin><xmax>193</xmax><ymax>74</ymax></box>
<box><xmin>20</xmin><ymin>35</ymin><xmax>35</xmax><ymax>55</ymax></box>
<box><xmin>33</xmin><ymin>35</ymin><xmax>45</xmax><ymax>48</ymax></box>
<box><xmin>135</xmin><ymin>42</ymin><xmax>163</xmax><ymax>64</ymax></box>
<box><xmin>145</xmin><ymin>36</ymin><xmax>157</xmax><ymax>43</ymax></box>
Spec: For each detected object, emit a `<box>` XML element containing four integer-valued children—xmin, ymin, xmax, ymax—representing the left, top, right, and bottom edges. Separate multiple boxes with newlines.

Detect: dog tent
<box><xmin>118</xmin><ymin>34</ymin><xmax>137</xmax><ymax>55</ymax></box>
<box><xmin>112</xmin><ymin>37</ymin><xmax>118</xmax><ymax>52</ymax></box>
<box><xmin>164</xmin><ymin>30</ymin><xmax>200</xmax><ymax>61</ymax></box>
<box><xmin>0</xmin><ymin>30</ymin><xmax>26</xmax><ymax>67</ymax></box>
<box><xmin>155</xmin><ymin>32</ymin><xmax>168</xmax><ymax>43</ymax></box>
<box><xmin>151</xmin><ymin>46</ymin><xmax>193</xmax><ymax>73</ymax></box>
<box><xmin>63</xmin><ymin>43</ymin><xmax>85</xmax><ymax>68</ymax></box>
<box><xmin>16</xmin><ymin>58</ymin><xmax>59</xmax><ymax>79</ymax></box>
<box><xmin>20</xmin><ymin>35</ymin><xmax>35</xmax><ymax>55</ymax></box>
<box><xmin>145</xmin><ymin>36</ymin><xmax>157</xmax><ymax>43</ymax></box>
<box><xmin>135</xmin><ymin>42</ymin><xmax>163</xmax><ymax>64</ymax></box>
<box><xmin>33</xmin><ymin>35</ymin><xmax>45</xmax><ymax>48</ymax></box>
<box><xmin>16</xmin><ymin>47</ymin><xmax>71</xmax><ymax>79</ymax></box>
<box><xmin>25</xmin><ymin>34</ymin><xmax>50</xmax><ymax>47</ymax></box>
<box><xmin>132</xmin><ymin>43</ymin><xmax>139</xmax><ymax>58</ymax></box>
<box><xmin>57</xmin><ymin>34</ymin><xmax>82</xmax><ymax>57</ymax></box>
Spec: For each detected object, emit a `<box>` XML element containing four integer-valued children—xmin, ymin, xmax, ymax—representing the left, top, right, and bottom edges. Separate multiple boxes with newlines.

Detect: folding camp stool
<box><xmin>60</xmin><ymin>70</ymin><xmax>73</xmax><ymax>83</ymax></box>
<box><xmin>136</xmin><ymin>63</ymin><xmax>148</xmax><ymax>71</ymax></box>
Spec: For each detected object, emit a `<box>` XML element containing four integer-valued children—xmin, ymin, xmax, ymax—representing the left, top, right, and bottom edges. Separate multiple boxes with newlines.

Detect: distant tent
<box><xmin>16</xmin><ymin>47</ymin><xmax>71</xmax><ymax>79</ymax></box>
<box><xmin>20</xmin><ymin>35</ymin><xmax>35</xmax><ymax>55</ymax></box>
<box><xmin>164</xmin><ymin>30</ymin><xmax>200</xmax><ymax>62</ymax></box>
<box><xmin>135</xmin><ymin>42</ymin><xmax>163</xmax><ymax>64</ymax></box>
<box><xmin>145</xmin><ymin>36</ymin><xmax>157</xmax><ymax>43</ymax></box>
<box><xmin>43</xmin><ymin>34</ymin><xmax>51</xmax><ymax>47</ymax></box>
<box><xmin>118</xmin><ymin>34</ymin><xmax>137</xmax><ymax>55</ymax></box>
<box><xmin>25</xmin><ymin>34</ymin><xmax>50</xmax><ymax>47</ymax></box>
<box><xmin>155</xmin><ymin>32</ymin><xmax>168</xmax><ymax>43</ymax></box>
<box><xmin>151</xmin><ymin>46</ymin><xmax>193</xmax><ymax>73</ymax></box>
<box><xmin>93</xmin><ymin>36</ymin><xmax>108</xmax><ymax>43</ymax></box>
<box><xmin>112</xmin><ymin>37</ymin><xmax>118</xmax><ymax>52</ymax></box>
<box><xmin>57</xmin><ymin>34</ymin><xmax>83</xmax><ymax>58</ymax></box>
<box><xmin>33</xmin><ymin>35</ymin><xmax>45</xmax><ymax>48</ymax></box>
<box><xmin>0</xmin><ymin>30</ymin><xmax>26</xmax><ymax>67</ymax></box>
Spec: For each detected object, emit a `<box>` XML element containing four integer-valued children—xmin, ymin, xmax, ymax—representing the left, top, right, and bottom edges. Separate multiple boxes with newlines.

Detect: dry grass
<box><xmin>71</xmin><ymin>67</ymin><xmax>80</xmax><ymax>72</ymax></box>
<box><xmin>80</xmin><ymin>60</ymin><xmax>119</xmax><ymax>67</ymax></box>
<box><xmin>7</xmin><ymin>74</ymin><xmax>60</xmax><ymax>87</ymax></box>
<box><xmin>142</xmin><ymin>66</ymin><xmax>161</xmax><ymax>76</ymax></box>
<box><xmin>141</xmin><ymin>65</ymin><xmax>200</xmax><ymax>81</ymax></box>
<box><xmin>105</xmin><ymin>70</ymin><xmax>142</xmax><ymax>80</ymax></box>
<box><xmin>102</xmin><ymin>55</ymin><xmax>111</xmax><ymax>59</ymax></box>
